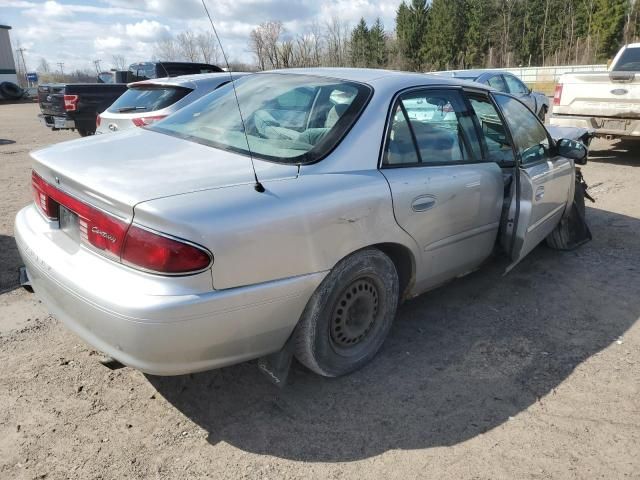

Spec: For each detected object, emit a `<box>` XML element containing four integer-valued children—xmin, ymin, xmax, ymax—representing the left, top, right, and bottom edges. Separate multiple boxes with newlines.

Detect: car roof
<box><xmin>127</xmin><ymin>72</ymin><xmax>248</xmax><ymax>89</ymax></box>
<box><xmin>261</xmin><ymin>67</ymin><xmax>493</xmax><ymax>91</ymax></box>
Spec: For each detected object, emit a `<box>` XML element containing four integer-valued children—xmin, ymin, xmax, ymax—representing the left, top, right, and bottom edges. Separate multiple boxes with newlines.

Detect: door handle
<box><xmin>411</xmin><ymin>196</ymin><xmax>436</xmax><ymax>212</ymax></box>
<box><xmin>535</xmin><ymin>186</ymin><xmax>545</xmax><ymax>201</ymax></box>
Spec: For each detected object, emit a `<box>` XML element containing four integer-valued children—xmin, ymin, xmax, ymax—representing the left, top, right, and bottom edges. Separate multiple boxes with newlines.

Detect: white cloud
<box><xmin>124</xmin><ymin>19</ymin><xmax>171</xmax><ymax>42</ymax></box>
<box><xmin>94</xmin><ymin>36</ymin><xmax>123</xmax><ymax>50</ymax></box>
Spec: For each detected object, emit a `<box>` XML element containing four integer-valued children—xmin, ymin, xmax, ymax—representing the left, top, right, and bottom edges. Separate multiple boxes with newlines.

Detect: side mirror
<box><xmin>557</xmin><ymin>138</ymin><xmax>588</xmax><ymax>165</ymax></box>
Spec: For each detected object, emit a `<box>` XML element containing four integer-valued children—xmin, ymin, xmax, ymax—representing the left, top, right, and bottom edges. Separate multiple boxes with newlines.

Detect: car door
<box><xmin>380</xmin><ymin>88</ymin><xmax>504</xmax><ymax>291</ymax></box>
<box><xmin>503</xmin><ymin>74</ymin><xmax>536</xmax><ymax>112</ymax></box>
<box><xmin>493</xmin><ymin>93</ymin><xmax>574</xmax><ymax>270</ymax></box>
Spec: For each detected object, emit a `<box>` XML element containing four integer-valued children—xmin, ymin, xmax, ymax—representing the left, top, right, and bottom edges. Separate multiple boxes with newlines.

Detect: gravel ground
<box><xmin>0</xmin><ymin>103</ymin><xmax>639</xmax><ymax>480</ymax></box>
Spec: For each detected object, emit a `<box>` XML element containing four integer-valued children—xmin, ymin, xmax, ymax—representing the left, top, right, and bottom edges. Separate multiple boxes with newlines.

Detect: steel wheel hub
<box><xmin>330</xmin><ymin>278</ymin><xmax>379</xmax><ymax>347</ymax></box>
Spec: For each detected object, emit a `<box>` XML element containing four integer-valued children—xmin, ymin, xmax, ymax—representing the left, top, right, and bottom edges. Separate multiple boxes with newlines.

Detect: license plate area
<box><xmin>59</xmin><ymin>205</ymin><xmax>81</xmax><ymax>243</ymax></box>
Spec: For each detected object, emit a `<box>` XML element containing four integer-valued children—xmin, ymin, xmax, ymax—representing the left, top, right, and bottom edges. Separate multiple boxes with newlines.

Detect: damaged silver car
<box><xmin>15</xmin><ymin>70</ymin><xmax>592</xmax><ymax>380</ymax></box>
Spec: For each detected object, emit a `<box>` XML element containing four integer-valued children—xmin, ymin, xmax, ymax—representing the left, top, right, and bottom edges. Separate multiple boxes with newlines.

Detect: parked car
<box><xmin>96</xmin><ymin>72</ymin><xmax>248</xmax><ymax>134</ymax></box>
<box><xmin>550</xmin><ymin>43</ymin><xmax>640</xmax><ymax>140</ymax></box>
<box><xmin>16</xmin><ymin>69</ymin><xmax>591</xmax><ymax>381</ymax></box>
<box><xmin>437</xmin><ymin>70</ymin><xmax>550</xmax><ymax>121</ymax></box>
<box><xmin>37</xmin><ymin>61</ymin><xmax>224</xmax><ymax>137</ymax></box>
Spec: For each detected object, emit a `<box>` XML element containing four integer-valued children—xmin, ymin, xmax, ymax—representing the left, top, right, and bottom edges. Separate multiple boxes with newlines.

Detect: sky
<box><xmin>1</xmin><ymin>0</ymin><xmax>403</xmax><ymax>72</ymax></box>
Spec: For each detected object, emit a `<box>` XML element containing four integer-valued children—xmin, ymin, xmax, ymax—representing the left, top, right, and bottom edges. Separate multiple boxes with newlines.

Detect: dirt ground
<box><xmin>0</xmin><ymin>102</ymin><xmax>638</xmax><ymax>480</ymax></box>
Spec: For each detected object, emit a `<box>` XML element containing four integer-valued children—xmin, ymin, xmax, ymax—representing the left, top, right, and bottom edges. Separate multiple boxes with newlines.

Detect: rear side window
<box><xmin>486</xmin><ymin>75</ymin><xmax>507</xmax><ymax>92</ymax></box>
<box><xmin>613</xmin><ymin>47</ymin><xmax>640</xmax><ymax>71</ymax></box>
<box><xmin>383</xmin><ymin>89</ymin><xmax>482</xmax><ymax>166</ymax></box>
<box><xmin>108</xmin><ymin>87</ymin><xmax>191</xmax><ymax>113</ymax></box>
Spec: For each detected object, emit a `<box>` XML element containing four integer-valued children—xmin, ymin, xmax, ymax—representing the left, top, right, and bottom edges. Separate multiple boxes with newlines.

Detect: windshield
<box><xmin>613</xmin><ymin>47</ymin><xmax>640</xmax><ymax>71</ymax></box>
<box><xmin>150</xmin><ymin>73</ymin><xmax>371</xmax><ymax>164</ymax></box>
<box><xmin>108</xmin><ymin>86</ymin><xmax>191</xmax><ymax>113</ymax></box>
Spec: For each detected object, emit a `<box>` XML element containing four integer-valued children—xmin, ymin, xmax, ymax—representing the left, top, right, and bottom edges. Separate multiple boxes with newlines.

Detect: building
<box><xmin>0</xmin><ymin>25</ymin><xmax>18</xmax><ymax>84</ymax></box>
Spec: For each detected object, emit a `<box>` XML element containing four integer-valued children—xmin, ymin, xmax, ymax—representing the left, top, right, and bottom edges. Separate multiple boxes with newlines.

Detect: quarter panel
<box><xmin>133</xmin><ymin>171</ymin><xmax>419</xmax><ymax>290</ymax></box>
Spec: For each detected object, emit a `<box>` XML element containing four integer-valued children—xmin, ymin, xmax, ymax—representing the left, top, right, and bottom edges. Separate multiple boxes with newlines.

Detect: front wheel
<box><xmin>294</xmin><ymin>248</ymin><xmax>399</xmax><ymax>377</ymax></box>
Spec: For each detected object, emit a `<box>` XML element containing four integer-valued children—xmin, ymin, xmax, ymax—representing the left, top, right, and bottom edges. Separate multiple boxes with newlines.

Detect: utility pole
<box><xmin>56</xmin><ymin>62</ymin><xmax>64</xmax><ymax>76</ymax></box>
<box><xmin>93</xmin><ymin>59</ymin><xmax>102</xmax><ymax>74</ymax></box>
<box><xmin>16</xmin><ymin>47</ymin><xmax>28</xmax><ymax>72</ymax></box>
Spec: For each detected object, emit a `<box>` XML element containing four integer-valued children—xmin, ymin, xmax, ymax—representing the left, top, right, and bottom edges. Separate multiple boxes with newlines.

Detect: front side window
<box><xmin>151</xmin><ymin>73</ymin><xmax>371</xmax><ymax>163</ymax></box>
<box><xmin>467</xmin><ymin>94</ymin><xmax>515</xmax><ymax>165</ymax></box>
<box><xmin>494</xmin><ymin>93</ymin><xmax>550</xmax><ymax>164</ymax></box>
<box><xmin>383</xmin><ymin>89</ymin><xmax>481</xmax><ymax>166</ymax></box>
<box><xmin>504</xmin><ymin>75</ymin><xmax>528</xmax><ymax>95</ymax></box>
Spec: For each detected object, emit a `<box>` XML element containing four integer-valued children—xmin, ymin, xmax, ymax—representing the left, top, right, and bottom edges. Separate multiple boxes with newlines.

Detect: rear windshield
<box><xmin>150</xmin><ymin>73</ymin><xmax>372</xmax><ymax>164</ymax></box>
<box><xmin>108</xmin><ymin>86</ymin><xmax>191</xmax><ymax>113</ymax></box>
<box><xmin>613</xmin><ymin>47</ymin><xmax>640</xmax><ymax>71</ymax></box>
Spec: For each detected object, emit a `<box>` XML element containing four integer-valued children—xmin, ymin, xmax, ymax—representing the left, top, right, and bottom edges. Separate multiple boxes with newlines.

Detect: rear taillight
<box><xmin>553</xmin><ymin>84</ymin><xmax>563</xmax><ymax>106</ymax></box>
<box><xmin>31</xmin><ymin>171</ymin><xmax>212</xmax><ymax>274</ymax></box>
<box><xmin>132</xmin><ymin>115</ymin><xmax>166</xmax><ymax>127</ymax></box>
<box><xmin>63</xmin><ymin>94</ymin><xmax>79</xmax><ymax>112</ymax></box>
<box><xmin>96</xmin><ymin>114</ymin><xmax>101</xmax><ymax>128</ymax></box>
<box><xmin>32</xmin><ymin>172</ymin><xmax>59</xmax><ymax>220</ymax></box>
<box><xmin>122</xmin><ymin>226</ymin><xmax>212</xmax><ymax>274</ymax></box>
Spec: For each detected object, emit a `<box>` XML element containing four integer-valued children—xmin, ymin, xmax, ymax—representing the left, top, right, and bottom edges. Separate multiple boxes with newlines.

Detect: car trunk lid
<box><xmin>31</xmin><ymin>127</ymin><xmax>298</xmax><ymax>221</ymax></box>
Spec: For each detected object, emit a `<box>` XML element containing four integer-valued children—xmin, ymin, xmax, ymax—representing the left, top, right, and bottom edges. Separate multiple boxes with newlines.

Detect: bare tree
<box><xmin>325</xmin><ymin>17</ymin><xmax>350</xmax><ymax>67</ymax></box>
<box><xmin>196</xmin><ymin>32</ymin><xmax>221</xmax><ymax>65</ymax></box>
<box><xmin>37</xmin><ymin>57</ymin><xmax>50</xmax><ymax>73</ymax></box>
<box><xmin>154</xmin><ymin>37</ymin><xmax>180</xmax><ymax>61</ymax></box>
<box><xmin>111</xmin><ymin>54</ymin><xmax>127</xmax><ymax>70</ymax></box>
<box><xmin>176</xmin><ymin>31</ymin><xmax>199</xmax><ymax>62</ymax></box>
<box><xmin>249</xmin><ymin>21</ymin><xmax>284</xmax><ymax>70</ymax></box>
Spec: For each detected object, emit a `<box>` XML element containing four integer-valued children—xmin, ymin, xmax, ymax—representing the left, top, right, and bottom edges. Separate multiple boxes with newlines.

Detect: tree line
<box><xmin>249</xmin><ymin>0</ymin><xmax>640</xmax><ymax>72</ymax></box>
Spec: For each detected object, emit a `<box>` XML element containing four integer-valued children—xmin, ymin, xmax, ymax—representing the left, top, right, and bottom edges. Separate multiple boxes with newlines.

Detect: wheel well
<box><xmin>372</xmin><ymin>243</ymin><xmax>415</xmax><ymax>301</ymax></box>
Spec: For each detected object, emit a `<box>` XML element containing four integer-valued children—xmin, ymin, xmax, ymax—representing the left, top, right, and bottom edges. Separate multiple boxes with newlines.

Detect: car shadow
<box><xmin>0</xmin><ymin>139</ymin><xmax>16</xmax><ymax>146</ymax></box>
<box><xmin>588</xmin><ymin>139</ymin><xmax>638</xmax><ymax>166</ymax></box>
<box><xmin>0</xmin><ymin>234</ymin><xmax>23</xmax><ymax>294</ymax></box>
<box><xmin>148</xmin><ymin>205</ymin><xmax>640</xmax><ymax>462</ymax></box>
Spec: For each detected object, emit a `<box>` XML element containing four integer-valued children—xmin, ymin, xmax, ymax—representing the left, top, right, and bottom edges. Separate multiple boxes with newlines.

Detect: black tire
<box><xmin>77</xmin><ymin>128</ymin><xmax>94</xmax><ymax>137</ymax></box>
<box><xmin>0</xmin><ymin>82</ymin><xmax>24</xmax><ymax>100</ymax></box>
<box><xmin>546</xmin><ymin>177</ymin><xmax>587</xmax><ymax>250</ymax></box>
<box><xmin>294</xmin><ymin>248</ymin><xmax>399</xmax><ymax>377</ymax></box>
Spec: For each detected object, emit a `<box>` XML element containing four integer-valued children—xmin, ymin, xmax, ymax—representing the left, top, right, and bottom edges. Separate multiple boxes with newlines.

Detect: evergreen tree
<box><xmin>423</xmin><ymin>0</ymin><xmax>467</xmax><ymax>70</ymax></box>
<box><xmin>369</xmin><ymin>18</ymin><xmax>388</xmax><ymax>67</ymax></box>
<box><xmin>396</xmin><ymin>0</ymin><xmax>430</xmax><ymax>71</ymax></box>
<box><xmin>351</xmin><ymin>18</ymin><xmax>370</xmax><ymax>67</ymax></box>
<box><xmin>592</xmin><ymin>0</ymin><xmax>629</xmax><ymax>59</ymax></box>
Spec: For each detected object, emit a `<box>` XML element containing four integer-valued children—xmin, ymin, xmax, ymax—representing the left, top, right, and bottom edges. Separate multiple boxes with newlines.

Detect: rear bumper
<box><xmin>550</xmin><ymin>114</ymin><xmax>640</xmax><ymax>138</ymax></box>
<box><xmin>15</xmin><ymin>205</ymin><xmax>325</xmax><ymax>375</ymax></box>
<box><xmin>38</xmin><ymin>114</ymin><xmax>75</xmax><ymax>130</ymax></box>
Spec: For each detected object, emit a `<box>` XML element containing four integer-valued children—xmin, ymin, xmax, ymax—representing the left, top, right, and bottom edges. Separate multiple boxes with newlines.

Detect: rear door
<box><xmin>493</xmin><ymin>93</ymin><xmax>574</xmax><ymax>269</ymax></box>
<box><xmin>380</xmin><ymin>88</ymin><xmax>504</xmax><ymax>291</ymax></box>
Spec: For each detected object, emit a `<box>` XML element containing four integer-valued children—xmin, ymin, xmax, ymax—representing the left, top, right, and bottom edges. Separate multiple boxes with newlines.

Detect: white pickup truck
<box><xmin>550</xmin><ymin>43</ymin><xmax>640</xmax><ymax>139</ymax></box>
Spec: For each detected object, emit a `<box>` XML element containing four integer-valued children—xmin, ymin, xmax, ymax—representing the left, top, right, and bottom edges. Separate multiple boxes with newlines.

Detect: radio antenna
<box><xmin>200</xmin><ymin>0</ymin><xmax>265</xmax><ymax>193</ymax></box>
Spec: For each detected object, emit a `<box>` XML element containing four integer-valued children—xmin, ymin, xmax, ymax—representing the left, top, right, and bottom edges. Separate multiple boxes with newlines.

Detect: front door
<box><xmin>380</xmin><ymin>88</ymin><xmax>504</xmax><ymax>291</ymax></box>
<box><xmin>493</xmin><ymin>93</ymin><xmax>574</xmax><ymax>270</ymax></box>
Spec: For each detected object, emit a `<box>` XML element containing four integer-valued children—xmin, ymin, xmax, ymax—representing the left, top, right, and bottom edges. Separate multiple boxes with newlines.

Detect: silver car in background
<box><xmin>436</xmin><ymin>70</ymin><xmax>550</xmax><ymax>121</ymax></box>
<box><xmin>16</xmin><ymin>69</ymin><xmax>590</xmax><ymax>380</ymax></box>
<box><xmin>96</xmin><ymin>72</ymin><xmax>248</xmax><ymax>134</ymax></box>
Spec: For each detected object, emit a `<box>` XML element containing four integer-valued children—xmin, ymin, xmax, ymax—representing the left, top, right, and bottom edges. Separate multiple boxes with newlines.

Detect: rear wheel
<box><xmin>294</xmin><ymin>248</ymin><xmax>399</xmax><ymax>377</ymax></box>
<box><xmin>77</xmin><ymin>128</ymin><xmax>94</xmax><ymax>137</ymax></box>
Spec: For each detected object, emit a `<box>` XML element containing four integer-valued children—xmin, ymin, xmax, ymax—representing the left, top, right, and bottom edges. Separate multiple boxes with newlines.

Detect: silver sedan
<box><xmin>15</xmin><ymin>69</ymin><xmax>590</xmax><ymax>379</ymax></box>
